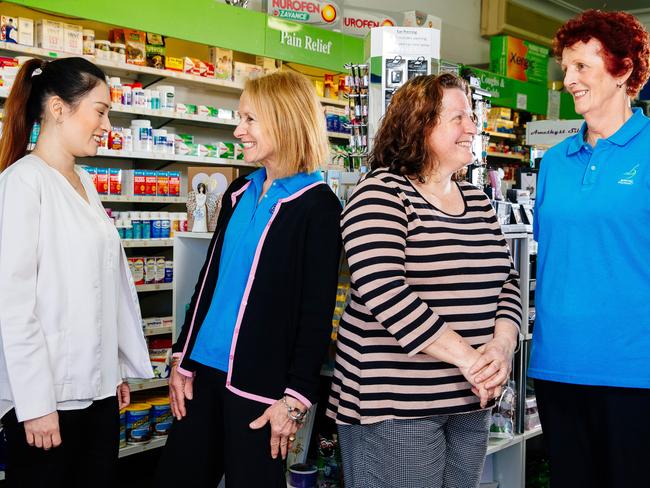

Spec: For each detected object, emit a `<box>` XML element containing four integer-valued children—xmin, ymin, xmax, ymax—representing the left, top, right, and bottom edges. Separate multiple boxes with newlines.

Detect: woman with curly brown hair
<box><xmin>327</xmin><ymin>73</ymin><xmax>522</xmax><ymax>488</ymax></box>
<box><xmin>530</xmin><ymin>10</ymin><xmax>650</xmax><ymax>488</ymax></box>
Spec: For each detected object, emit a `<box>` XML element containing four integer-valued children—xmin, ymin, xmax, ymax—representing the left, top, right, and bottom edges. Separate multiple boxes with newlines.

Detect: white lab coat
<box><xmin>0</xmin><ymin>155</ymin><xmax>153</xmax><ymax>422</ymax></box>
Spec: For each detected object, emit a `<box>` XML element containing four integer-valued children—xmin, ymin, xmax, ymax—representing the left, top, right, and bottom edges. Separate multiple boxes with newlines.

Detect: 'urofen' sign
<box><xmin>268</xmin><ymin>0</ymin><xmax>341</xmax><ymax>26</ymax></box>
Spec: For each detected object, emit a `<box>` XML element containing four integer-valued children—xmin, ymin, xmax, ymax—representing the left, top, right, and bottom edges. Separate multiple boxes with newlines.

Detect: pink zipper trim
<box><xmin>176</xmin><ymin>181</ymin><xmax>252</xmax><ymax>376</ymax></box>
<box><xmin>231</xmin><ymin>181</ymin><xmax>251</xmax><ymax>207</ymax></box>
<box><xmin>225</xmin><ymin>181</ymin><xmax>325</xmax><ymax>403</ymax></box>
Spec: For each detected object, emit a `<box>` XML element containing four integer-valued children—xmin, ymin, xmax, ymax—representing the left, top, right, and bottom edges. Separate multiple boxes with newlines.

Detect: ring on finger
<box><xmin>289</xmin><ymin>435</ymin><xmax>296</xmax><ymax>442</ymax></box>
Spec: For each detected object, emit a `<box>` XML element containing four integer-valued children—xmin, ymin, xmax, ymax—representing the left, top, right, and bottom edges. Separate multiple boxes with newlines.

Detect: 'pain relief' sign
<box><xmin>280</xmin><ymin>30</ymin><xmax>333</xmax><ymax>54</ymax></box>
<box><xmin>268</xmin><ymin>0</ymin><xmax>340</xmax><ymax>26</ymax></box>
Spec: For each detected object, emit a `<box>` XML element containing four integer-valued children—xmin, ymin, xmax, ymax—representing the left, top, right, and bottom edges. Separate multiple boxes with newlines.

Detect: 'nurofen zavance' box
<box><xmin>489</xmin><ymin>35</ymin><xmax>549</xmax><ymax>85</ymax></box>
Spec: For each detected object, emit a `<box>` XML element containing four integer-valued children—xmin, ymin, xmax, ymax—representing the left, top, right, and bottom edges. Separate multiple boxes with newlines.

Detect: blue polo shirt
<box><xmin>191</xmin><ymin>168</ymin><xmax>323</xmax><ymax>372</ymax></box>
<box><xmin>529</xmin><ymin>108</ymin><xmax>650</xmax><ymax>388</ymax></box>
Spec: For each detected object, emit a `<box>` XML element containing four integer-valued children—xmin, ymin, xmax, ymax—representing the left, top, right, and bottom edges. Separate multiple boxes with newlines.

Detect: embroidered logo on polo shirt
<box><xmin>618</xmin><ymin>164</ymin><xmax>639</xmax><ymax>185</ymax></box>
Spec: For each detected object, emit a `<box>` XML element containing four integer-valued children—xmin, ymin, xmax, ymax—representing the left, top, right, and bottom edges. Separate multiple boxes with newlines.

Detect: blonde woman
<box><xmin>155</xmin><ymin>71</ymin><xmax>342</xmax><ymax>487</ymax></box>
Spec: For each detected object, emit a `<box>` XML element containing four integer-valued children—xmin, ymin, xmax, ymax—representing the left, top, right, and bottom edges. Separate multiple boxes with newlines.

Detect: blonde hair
<box><xmin>242</xmin><ymin>71</ymin><xmax>329</xmax><ymax>175</ymax></box>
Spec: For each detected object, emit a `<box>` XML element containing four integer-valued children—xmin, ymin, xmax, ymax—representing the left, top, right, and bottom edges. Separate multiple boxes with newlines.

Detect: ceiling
<box><xmin>547</xmin><ymin>0</ymin><xmax>650</xmax><ymax>13</ymax></box>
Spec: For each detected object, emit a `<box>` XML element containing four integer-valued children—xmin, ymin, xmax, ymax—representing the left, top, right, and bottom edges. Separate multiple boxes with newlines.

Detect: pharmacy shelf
<box><xmin>486</xmin><ymin>434</ymin><xmax>523</xmax><ymax>456</ymax></box>
<box><xmin>95</xmin><ymin>148</ymin><xmax>257</xmax><ymax>168</ymax></box>
<box><xmin>118</xmin><ymin>436</ymin><xmax>167</xmax><ymax>459</ymax></box>
<box><xmin>319</xmin><ymin>97</ymin><xmax>347</xmax><ymax>107</ymax></box>
<box><xmin>136</xmin><ymin>283</ymin><xmax>173</xmax><ymax>293</ymax></box>
<box><xmin>0</xmin><ymin>41</ymin><xmax>244</xmax><ymax>94</ymax></box>
<box><xmin>486</xmin><ymin>152</ymin><xmax>525</xmax><ymax>161</ymax></box>
<box><xmin>327</xmin><ymin>131</ymin><xmax>349</xmax><ymax>140</ymax></box>
<box><xmin>524</xmin><ymin>426</ymin><xmax>543</xmax><ymax>440</ymax></box>
<box><xmin>485</xmin><ymin>131</ymin><xmax>517</xmax><ymax>139</ymax></box>
<box><xmin>143</xmin><ymin>326</ymin><xmax>172</xmax><ymax>337</ymax></box>
<box><xmin>174</xmin><ymin>231</ymin><xmax>213</xmax><ymax>239</ymax></box>
<box><xmin>110</xmin><ymin>105</ymin><xmax>239</xmax><ymax>129</ymax></box>
<box><xmin>128</xmin><ymin>378</ymin><xmax>168</xmax><ymax>392</ymax></box>
<box><xmin>100</xmin><ymin>195</ymin><xmax>185</xmax><ymax>203</ymax></box>
<box><xmin>122</xmin><ymin>239</ymin><xmax>174</xmax><ymax>248</ymax></box>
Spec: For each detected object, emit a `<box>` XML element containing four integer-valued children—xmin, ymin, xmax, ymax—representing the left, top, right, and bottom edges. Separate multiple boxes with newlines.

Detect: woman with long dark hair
<box><xmin>0</xmin><ymin>57</ymin><xmax>152</xmax><ymax>487</ymax></box>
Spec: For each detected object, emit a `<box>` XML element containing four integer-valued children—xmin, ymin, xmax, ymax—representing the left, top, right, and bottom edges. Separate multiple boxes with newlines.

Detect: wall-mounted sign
<box><xmin>340</xmin><ymin>8</ymin><xmax>396</xmax><ymax>37</ymax></box>
<box><xmin>267</xmin><ymin>0</ymin><xmax>341</xmax><ymax>26</ymax></box>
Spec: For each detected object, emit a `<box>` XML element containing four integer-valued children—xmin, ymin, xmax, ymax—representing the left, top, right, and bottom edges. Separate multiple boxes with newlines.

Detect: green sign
<box><xmin>469</xmin><ymin>67</ymin><xmax>547</xmax><ymax>115</ymax></box>
<box><xmin>560</xmin><ymin>91</ymin><xmax>580</xmax><ymax>120</ymax></box>
<box><xmin>265</xmin><ymin>17</ymin><xmax>362</xmax><ymax>71</ymax></box>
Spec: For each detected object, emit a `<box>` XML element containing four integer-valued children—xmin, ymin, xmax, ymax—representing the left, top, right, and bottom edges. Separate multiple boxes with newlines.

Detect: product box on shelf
<box><xmin>156</xmin><ymin>171</ymin><xmax>169</xmax><ymax>196</ymax></box>
<box><xmin>209</xmin><ymin>47</ymin><xmax>233</xmax><ymax>80</ymax></box>
<box><xmin>63</xmin><ymin>23</ymin><xmax>83</xmax><ymax>55</ymax></box>
<box><xmin>144</xmin><ymin>257</ymin><xmax>156</xmax><ymax>284</ymax></box>
<box><xmin>145</xmin><ymin>170</ymin><xmax>157</xmax><ymax>195</ymax></box>
<box><xmin>490</xmin><ymin>35</ymin><xmax>549</xmax><ymax>85</ymax></box>
<box><xmin>145</xmin><ymin>32</ymin><xmax>165</xmax><ymax>69</ymax></box>
<box><xmin>17</xmin><ymin>17</ymin><xmax>33</xmax><ymax>46</ymax></box>
<box><xmin>36</xmin><ymin>19</ymin><xmax>64</xmax><ymax>51</ymax></box>
<box><xmin>126</xmin><ymin>169</ymin><xmax>147</xmax><ymax>195</ymax></box>
<box><xmin>109</xmin><ymin>168</ymin><xmax>122</xmax><ymax>195</ymax></box>
<box><xmin>255</xmin><ymin>56</ymin><xmax>281</xmax><ymax>74</ymax></box>
<box><xmin>235</xmin><ymin>143</ymin><xmax>245</xmax><ymax>160</ymax></box>
<box><xmin>96</xmin><ymin>168</ymin><xmax>109</xmax><ymax>195</ymax></box>
<box><xmin>128</xmin><ymin>257</ymin><xmax>145</xmax><ymax>285</ymax></box>
<box><xmin>110</xmin><ymin>29</ymin><xmax>146</xmax><ymax>66</ymax></box>
<box><xmin>217</xmin><ymin>142</ymin><xmax>235</xmax><ymax>159</ymax></box>
<box><xmin>1</xmin><ymin>16</ymin><xmax>18</xmax><ymax>43</ymax></box>
<box><xmin>165</xmin><ymin>56</ymin><xmax>183</xmax><ymax>72</ymax></box>
<box><xmin>233</xmin><ymin>62</ymin><xmax>264</xmax><ymax>84</ymax></box>
<box><xmin>168</xmin><ymin>171</ymin><xmax>180</xmax><ymax>196</ymax></box>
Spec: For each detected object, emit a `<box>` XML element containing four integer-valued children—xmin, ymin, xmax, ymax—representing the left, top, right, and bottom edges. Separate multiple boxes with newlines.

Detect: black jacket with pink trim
<box><xmin>172</xmin><ymin>175</ymin><xmax>342</xmax><ymax>407</ymax></box>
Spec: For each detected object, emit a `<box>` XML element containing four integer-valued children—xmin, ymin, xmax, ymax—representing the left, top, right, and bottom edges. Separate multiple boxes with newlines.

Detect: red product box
<box><xmin>134</xmin><ymin>169</ymin><xmax>146</xmax><ymax>195</ymax></box>
<box><xmin>109</xmin><ymin>168</ymin><xmax>122</xmax><ymax>195</ymax></box>
<box><xmin>168</xmin><ymin>171</ymin><xmax>180</xmax><ymax>196</ymax></box>
<box><xmin>156</xmin><ymin>171</ymin><xmax>169</xmax><ymax>196</ymax></box>
<box><xmin>128</xmin><ymin>257</ymin><xmax>145</xmax><ymax>285</ymax></box>
<box><xmin>204</xmin><ymin>62</ymin><xmax>215</xmax><ymax>78</ymax></box>
<box><xmin>95</xmin><ymin>167</ymin><xmax>109</xmax><ymax>195</ymax></box>
<box><xmin>145</xmin><ymin>170</ymin><xmax>157</xmax><ymax>195</ymax></box>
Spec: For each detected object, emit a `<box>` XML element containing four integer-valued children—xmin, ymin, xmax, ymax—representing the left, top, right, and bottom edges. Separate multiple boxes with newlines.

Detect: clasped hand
<box><xmin>461</xmin><ymin>337</ymin><xmax>515</xmax><ymax>407</ymax></box>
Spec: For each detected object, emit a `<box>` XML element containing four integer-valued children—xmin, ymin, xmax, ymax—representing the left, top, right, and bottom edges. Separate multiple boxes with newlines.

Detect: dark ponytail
<box><xmin>0</xmin><ymin>57</ymin><xmax>106</xmax><ymax>172</ymax></box>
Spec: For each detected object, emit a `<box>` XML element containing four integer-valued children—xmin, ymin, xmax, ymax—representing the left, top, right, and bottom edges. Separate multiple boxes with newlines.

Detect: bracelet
<box><xmin>282</xmin><ymin>396</ymin><xmax>308</xmax><ymax>424</ymax></box>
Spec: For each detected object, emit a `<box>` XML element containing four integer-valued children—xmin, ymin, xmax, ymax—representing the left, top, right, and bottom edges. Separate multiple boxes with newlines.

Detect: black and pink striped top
<box><xmin>327</xmin><ymin>169</ymin><xmax>522</xmax><ymax>425</ymax></box>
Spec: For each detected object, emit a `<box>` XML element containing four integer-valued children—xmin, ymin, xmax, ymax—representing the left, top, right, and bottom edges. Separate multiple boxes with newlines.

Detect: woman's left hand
<box><xmin>249</xmin><ymin>397</ymin><xmax>306</xmax><ymax>460</ymax></box>
<box><xmin>117</xmin><ymin>382</ymin><xmax>130</xmax><ymax>410</ymax></box>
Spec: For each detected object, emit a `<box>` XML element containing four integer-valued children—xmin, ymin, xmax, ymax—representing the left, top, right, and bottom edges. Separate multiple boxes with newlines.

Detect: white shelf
<box><xmin>487</xmin><ymin>152</ymin><xmax>525</xmax><ymax>161</ymax></box>
<box><xmin>118</xmin><ymin>436</ymin><xmax>167</xmax><ymax>458</ymax></box>
<box><xmin>143</xmin><ymin>326</ymin><xmax>172</xmax><ymax>336</ymax></box>
<box><xmin>136</xmin><ymin>283</ymin><xmax>173</xmax><ymax>292</ymax></box>
<box><xmin>128</xmin><ymin>378</ymin><xmax>168</xmax><ymax>391</ymax></box>
<box><xmin>524</xmin><ymin>426</ymin><xmax>543</xmax><ymax>440</ymax></box>
<box><xmin>110</xmin><ymin>105</ymin><xmax>239</xmax><ymax>129</ymax></box>
<box><xmin>175</xmin><ymin>232</ymin><xmax>214</xmax><ymax>239</ymax></box>
<box><xmin>122</xmin><ymin>239</ymin><xmax>174</xmax><ymax>248</ymax></box>
<box><xmin>95</xmin><ymin>148</ymin><xmax>257</xmax><ymax>167</ymax></box>
<box><xmin>486</xmin><ymin>434</ymin><xmax>523</xmax><ymax>456</ymax></box>
<box><xmin>100</xmin><ymin>195</ymin><xmax>185</xmax><ymax>203</ymax></box>
<box><xmin>327</xmin><ymin>131</ymin><xmax>350</xmax><ymax>140</ymax></box>
<box><xmin>486</xmin><ymin>131</ymin><xmax>517</xmax><ymax>139</ymax></box>
<box><xmin>0</xmin><ymin>41</ymin><xmax>244</xmax><ymax>93</ymax></box>
<box><xmin>319</xmin><ymin>97</ymin><xmax>347</xmax><ymax>107</ymax></box>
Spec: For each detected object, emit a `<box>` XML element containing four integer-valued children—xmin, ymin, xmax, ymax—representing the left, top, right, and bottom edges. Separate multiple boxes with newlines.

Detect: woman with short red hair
<box><xmin>530</xmin><ymin>9</ymin><xmax>650</xmax><ymax>487</ymax></box>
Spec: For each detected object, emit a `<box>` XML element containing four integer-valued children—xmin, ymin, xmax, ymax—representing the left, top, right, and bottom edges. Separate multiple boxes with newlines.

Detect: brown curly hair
<box><xmin>369</xmin><ymin>73</ymin><xmax>469</xmax><ymax>182</ymax></box>
<box><xmin>554</xmin><ymin>9</ymin><xmax>650</xmax><ymax>97</ymax></box>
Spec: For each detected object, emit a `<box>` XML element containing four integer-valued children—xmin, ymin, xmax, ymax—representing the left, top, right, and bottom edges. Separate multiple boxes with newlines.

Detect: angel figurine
<box><xmin>187</xmin><ymin>183</ymin><xmax>208</xmax><ymax>232</ymax></box>
<box><xmin>187</xmin><ymin>182</ymin><xmax>220</xmax><ymax>233</ymax></box>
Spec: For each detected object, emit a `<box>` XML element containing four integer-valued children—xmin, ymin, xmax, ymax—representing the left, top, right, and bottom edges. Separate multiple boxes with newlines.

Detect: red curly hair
<box><xmin>553</xmin><ymin>9</ymin><xmax>650</xmax><ymax>97</ymax></box>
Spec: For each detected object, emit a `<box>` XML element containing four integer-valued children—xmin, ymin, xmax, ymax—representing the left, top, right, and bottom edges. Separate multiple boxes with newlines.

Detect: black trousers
<box><xmin>154</xmin><ymin>364</ymin><xmax>286</xmax><ymax>488</ymax></box>
<box><xmin>2</xmin><ymin>396</ymin><xmax>120</xmax><ymax>488</ymax></box>
<box><xmin>535</xmin><ymin>379</ymin><xmax>650</xmax><ymax>488</ymax></box>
